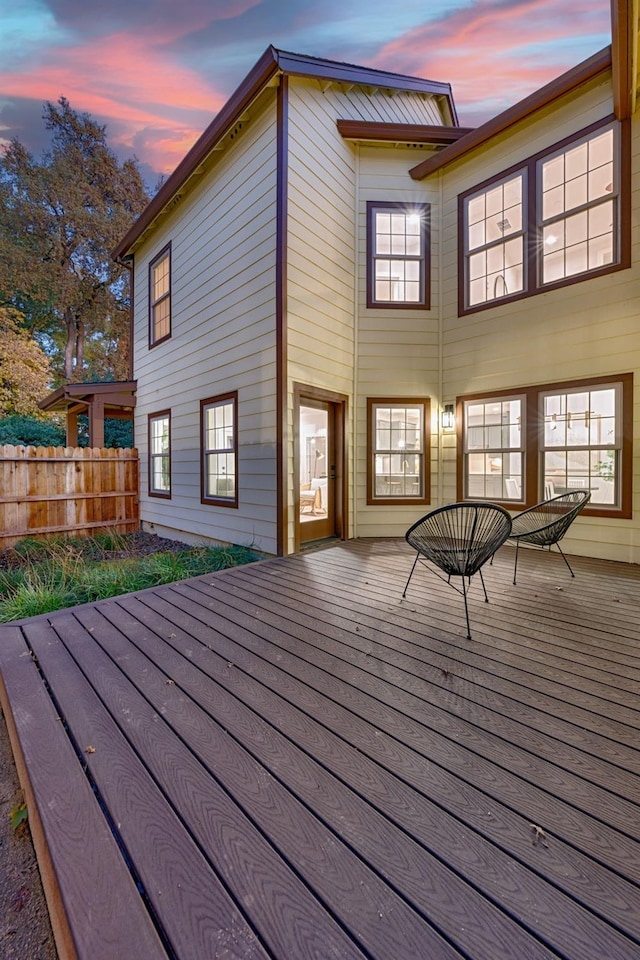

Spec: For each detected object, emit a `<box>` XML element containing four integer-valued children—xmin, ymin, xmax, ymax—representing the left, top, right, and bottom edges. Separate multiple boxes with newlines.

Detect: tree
<box><xmin>0</xmin><ymin>307</ymin><xmax>52</xmax><ymax>417</ymax></box>
<box><xmin>0</xmin><ymin>98</ymin><xmax>150</xmax><ymax>383</ymax></box>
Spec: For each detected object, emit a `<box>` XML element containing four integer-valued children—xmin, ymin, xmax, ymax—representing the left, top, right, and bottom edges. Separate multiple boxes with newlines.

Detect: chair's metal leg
<box><xmin>461</xmin><ymin>576</ymin><xmax>472</xmax><ymax>640</ymax></box>
<box><xmin>402</xmin><ymin>553</ymin><xmax>420</xmax><ymax>597</ymax></box>
<box><xmin>513</xmin><ymin>540</ymin><xmax>520</xmax><ymax>585</ymax></box>
<box><xmin>555</xmin><ymin>543</ymin><xmax>575</xmax><ymax>577</ymax></box>
<box><xmin>478</xmin><ymin>568</ymin><xmax>489</xmax><ymax>603</ymax></box>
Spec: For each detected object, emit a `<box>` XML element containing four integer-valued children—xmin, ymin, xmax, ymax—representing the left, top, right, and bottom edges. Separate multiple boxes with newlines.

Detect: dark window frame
<box><xmin>149</xmin><ymin>242</ymin><xmax>172</xmax><ymax>347</ymax></box>
<box><xmin>200</xmin><ymin>391</ymin><xmax>239</xmax><ymax>508</ymax></box>
<box><xmin>366</xmin><ymin>397</ymin><xmax>431</xmax><ymax>506</ymax></box>
<box><xmin>458</xmin><ymin>116</ymin><xmax>630</xmax><ymax>316</ymax></box>
<box><xmin>456</xmin><ymin>373</ymin><xmax>633</xmax><ymax>519</ymax></box>
<box><xmin>366</xmin><ymin>202</ymin><xmax>431</xmax><ymax>309</ymax></box>
<box><xmin>148</xmin><ymin>410</ymin><xmax>171</xmax><ymax>499</ymax></box>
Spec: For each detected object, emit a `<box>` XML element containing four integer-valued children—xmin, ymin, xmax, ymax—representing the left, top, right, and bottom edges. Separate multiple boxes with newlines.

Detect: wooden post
<box><xmin>66</xmin><ymin>411</ymin><xmax>79</xmax><ymax>447</ymax></box>
<box><xmin>89</xmin><ymin>400</ymin><xmax>105</xmax><ymax>448</ymax></box>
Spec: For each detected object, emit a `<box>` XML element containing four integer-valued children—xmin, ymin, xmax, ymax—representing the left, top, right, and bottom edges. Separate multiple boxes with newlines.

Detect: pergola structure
<box><xmin>39</xmin><ymin>381</ymin><xmax>137</xmax><ymax>448</ymax></box>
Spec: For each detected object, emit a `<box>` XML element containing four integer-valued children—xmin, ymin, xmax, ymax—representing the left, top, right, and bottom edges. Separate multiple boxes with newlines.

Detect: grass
<box><xmin>0</xmin><ymin>532</ymin><xmax>261</xmax><ymax>623</ymax></box>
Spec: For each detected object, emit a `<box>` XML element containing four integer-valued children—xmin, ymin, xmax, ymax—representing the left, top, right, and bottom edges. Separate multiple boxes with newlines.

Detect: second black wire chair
<box><xmin>403</xmin><ymin>502</ymin><xmax>512</xmax><ymax>639</ymax></box>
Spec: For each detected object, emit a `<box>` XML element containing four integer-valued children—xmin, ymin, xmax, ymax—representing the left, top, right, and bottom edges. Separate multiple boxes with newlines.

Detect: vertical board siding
<box><xmin>437</xmin><ymin>76</ymin><xmax>640</xmax><ymax>562</ymax></box>
<box><xmin>0</xmin><ymin>446</ymin><xmax>139</xmax><ymax>547</ymax></box>
<box><xmin>132</xmin><ymin>98</ymin><xmax>279</xmax><ymax>555</ymax></box>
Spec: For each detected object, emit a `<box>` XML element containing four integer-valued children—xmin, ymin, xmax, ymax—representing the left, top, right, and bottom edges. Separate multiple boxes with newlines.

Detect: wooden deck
<box><xmin>0</xmin><ymin>538</ymin><xmax>639</xmax><ymax>960</ymax></box>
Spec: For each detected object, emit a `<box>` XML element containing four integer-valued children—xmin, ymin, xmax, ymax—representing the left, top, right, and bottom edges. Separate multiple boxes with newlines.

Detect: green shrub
<box><xmin>0</xmin><ymin>415</ymin><xmax>65</xmax><ymax>447</ymax></box>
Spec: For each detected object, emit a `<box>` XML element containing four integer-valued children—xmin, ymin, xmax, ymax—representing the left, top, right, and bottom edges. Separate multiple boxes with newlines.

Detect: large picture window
<box><xmin>367</xmin><ymin>399</ymin><xmax>430</xmax><ymax>505</ymax></box>
<box><xmin>367</xmin><ymin>202</ymin><xmax>430</xmax><ymax>308</ymax></box>
<box><xmin>201</xmin><ymin>393</ymin><xmax>238</xmax><ymax>507</ymax></box>
<box><xmin>149</xmin><ymin>244</ymin><xmax>171</xmax><ymax>346</ymax></box>
<box><xmin>459</xmin><ymin>374</ymin><xmax>632</xmax><ymax>518</ymax></box>
<box><xmin>460</xmin><ymin>119</ymin><xmax>627</xmax><ymax>314</ymax></box>
<box><xmin>148</xmin><ymin>411</ymin><xmax>171</xmax><ymax>497</ymax></box>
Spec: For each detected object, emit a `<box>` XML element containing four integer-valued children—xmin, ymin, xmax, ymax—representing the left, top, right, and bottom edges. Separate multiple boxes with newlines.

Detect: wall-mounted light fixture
<box><xmin>441</xmin><ymin>403</ymin><xmax>455</xmax><ymax>431</ymax></box>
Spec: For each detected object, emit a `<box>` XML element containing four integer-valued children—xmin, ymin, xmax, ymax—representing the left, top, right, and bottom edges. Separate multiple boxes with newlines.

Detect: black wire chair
<box><xmin>403</xmin><ymin>502</ymin><xmax>512</xmax><ymax>639</ymax></box>
<box><xmin>508</xmin><ymin>489</ymin><xmax>590</xmax><ymax>584</ymax></box>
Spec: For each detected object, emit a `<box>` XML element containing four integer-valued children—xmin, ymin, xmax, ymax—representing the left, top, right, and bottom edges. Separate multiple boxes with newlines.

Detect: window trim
<box><xmin>456</xmin><ymin>373</ymin><xmax>633</xmax><ymax>519</ymax></box>
<box><xmin>458</xmin><ymin>116</ymin><xmax>630</xmax><ymax>316</ymax></box>
<box><xmin>149</xmin><ymin>242</ymin><xmax>172</xmax><ymax>347</ymax></box>
<box><xmin>200</xmin><ymin>391</ymin><xmax>238</xmax><ymax>508</ymax></box>
<box><xmin>148</xmin><ymin>410</ymin><xmax>171</xmax><ymax>499</ymax></box>
<box><xmin>366</xmin><ymin>202</ymin><xmax>431</xmax><ymax>309</ymax></box>
<box><xmin>366</xmin><ymin>397</ymin><xmax>431</xmax><ymax>506</ymax></box>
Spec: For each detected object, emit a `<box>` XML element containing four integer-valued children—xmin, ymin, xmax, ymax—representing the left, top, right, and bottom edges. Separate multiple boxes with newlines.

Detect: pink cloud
<box><xmin>372</xmin><ymin>0</ymin><xmax>611</xmax><ymax>124</ymax></box>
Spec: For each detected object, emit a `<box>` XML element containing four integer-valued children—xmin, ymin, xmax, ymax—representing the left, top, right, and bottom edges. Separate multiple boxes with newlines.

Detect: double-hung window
<box><xmin>148</xmin><ymin>411</ymin><xmax>171</xmax><ymax>497</ymax></box>
<box><xmin>459</xmin><ymin>374</ymin><xmax>631</xmax><ymax>517</ymax></box>
<box><xmin>539</xmin><ymin>125</ymin><xmax>617</xmax><ymax>283</ymax></box>
<box><xmin>460</xmin><ymin>119</ymin><xmax>627</xmax><ymax>313</ymax></box>
<box><xmin>149</xmin><ymin>244</ymin><xmax>171</xmax><ymax>346</ymax></box>
<box><xmin>465</xmin><ymin>173</ymin><xmax>525</xmax><ymax>307</ymax></box>
<box><xmin>367</xmin><ymin>399</ymin><xmax>430</xmax><ymax>505</ymax></box>
<box><xmin>201</xmin><ymin>393</ymin><xmax>238</xmax><ymax>506</ymax></box>
<box><xmin>367</xmin><ymin>202</ymin><xmax>430</xmax><ymax>308</ymax></box>
<box><xmin>463</xmin><ymin>395</ymin><xmax>524</xmax><ymax>501</ymax></box>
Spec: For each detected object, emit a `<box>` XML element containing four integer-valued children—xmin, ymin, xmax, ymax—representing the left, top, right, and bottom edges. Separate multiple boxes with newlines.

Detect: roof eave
<box><xmin>336</xmin><ymin>120</ymin><xmax>474</xmax><ymax>144</ymax></box>
<box><xmin>409</xmin><ymin>45</ymin><xmax>613</xmax><ymax>180</ymax></box>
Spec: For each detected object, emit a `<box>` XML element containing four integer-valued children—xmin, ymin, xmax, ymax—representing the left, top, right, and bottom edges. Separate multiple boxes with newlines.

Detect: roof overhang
<box><xmin>113</xmin><ymin>47</ymin><xmax>458</xmax><ymax>261</ymax></box>
<box><xmin>39</xmin><ymin>381</ymin><xmax>137</xmax><ymax>417</ymax></box>
<box><xmin>336</xmin><ymin>120</ymin><xmax>474</xmax><ymax>145</ymax></box>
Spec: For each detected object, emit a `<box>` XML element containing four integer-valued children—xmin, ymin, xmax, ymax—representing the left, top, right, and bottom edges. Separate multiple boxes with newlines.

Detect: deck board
<box><xmin>0</xmin><ymin>540</ymin><xmax>639</xmax><ymax>960</ymax></box>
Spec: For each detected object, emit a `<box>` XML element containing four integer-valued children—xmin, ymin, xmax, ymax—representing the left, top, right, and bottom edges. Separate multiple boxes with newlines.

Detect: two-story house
<box><xmin>113</xmin><ymin>0</ymin><xmax>640</xmax><ymax>564</ymax></box>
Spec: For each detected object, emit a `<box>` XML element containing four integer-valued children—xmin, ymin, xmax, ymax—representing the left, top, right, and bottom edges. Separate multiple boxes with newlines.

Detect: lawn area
<box><xmin>0</xmin><ymin>532</ymin><xmax>261</xmax><ymax>622</ymax></box>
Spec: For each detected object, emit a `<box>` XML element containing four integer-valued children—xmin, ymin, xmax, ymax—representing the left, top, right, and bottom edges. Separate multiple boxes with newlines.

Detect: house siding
<box><xmin>436</xmin><ymin>74</ymin><xmax>640</xmax><ymax>562</ymax></box>
<box><xmin>354</xmin><ymin>146</ymin><xmax>442</xmax><ymax>537</ymax></box>
<box><xmin>132</xmin><ymin>97</ymin><xmax>280</xmax><ymax>554</ymax></box>
<box><xmin>284</xmin><ymin>79</ymin><xmax>448</xmax><ymax>551</ymax></box>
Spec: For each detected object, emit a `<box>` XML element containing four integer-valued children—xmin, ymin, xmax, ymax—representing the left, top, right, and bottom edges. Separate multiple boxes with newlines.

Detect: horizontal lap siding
<box><xmin>285</xmin><ymin>78</ymin><xmax>449</xmax><ymax>548</ymax></box>
<box><xmin>356</xmin><ymin>146</ymin><xmax>441</xmax><ymax>537</ymax></box>
<box><xmin>133</xmin><ymin>100</ymin><xmax>279</xmax><ymax>553</ymax></box>
<box><xmin>438</xmin><ymin>75</ymin><xmax>640</xmax><ymax>562</ymax></box>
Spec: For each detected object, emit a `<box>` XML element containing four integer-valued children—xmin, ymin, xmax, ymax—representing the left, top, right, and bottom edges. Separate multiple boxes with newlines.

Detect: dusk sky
<box><xmin>1</xmin><ymin>0</ymin><xmax>612</xmax><ymax>184</ymax></box>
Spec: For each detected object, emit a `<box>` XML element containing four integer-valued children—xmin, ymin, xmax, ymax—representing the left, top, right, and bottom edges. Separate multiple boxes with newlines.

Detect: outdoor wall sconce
<box><xmin>441</xmin><ymin>403</ymin><xmax>455</xmax><ymax>431</ymax></box>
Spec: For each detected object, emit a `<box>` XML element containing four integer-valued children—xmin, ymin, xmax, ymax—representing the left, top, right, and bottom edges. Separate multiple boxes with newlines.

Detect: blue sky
<box><xmin>0</xmin><ymin>0</ymin><xmax>612</xmax><ymax>182</ymax></box>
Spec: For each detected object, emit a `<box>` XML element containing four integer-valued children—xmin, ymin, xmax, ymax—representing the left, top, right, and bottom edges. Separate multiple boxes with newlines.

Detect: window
<box><xmin>464</xmin><ymin>395</ymin><xmax>524</xmax><ymax>501</ymax></box>
<box><xmin>367</xmin><ymin>399</ymin><xmax>430</xmax><ymax>505</ymax></box>
<box><xmin>459</xmin><ymin>374</ymin><xmax>632</xmax><ymax>518</ymax></box>
<box><xmin>367</xmin><ymin>202</ymin><xmax>430</xmax><ymax>308</ymax></box>
<box><xmin>460</xmin><ymin>119</ymin><xmax>627</xmax><ymax>313</ymax></box>
<box><xmin>465</xmin><ymin>173</ymin><xmax>525</xmax><ymax>307</ymax></box>
<box><xmin>148</xmin><ymin>412</ymin><xmax>171</xmax><ymax>498</ymax></box>
<box><xmin>201</xmin><ymin>393</ymin><xmax>237</xmax><ymax>507</ymax></box>
<box><xmin>540</xmin><ymin>126</ymin><xmax>616</xmax><ymax>283</ymax></box>
<box><xmin>149</xmin><ymin>244</ymin><xmax>171</xmax><ymax>345</ymax></box>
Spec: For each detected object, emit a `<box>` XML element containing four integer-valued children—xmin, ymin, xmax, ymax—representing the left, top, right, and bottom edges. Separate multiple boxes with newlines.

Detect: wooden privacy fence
<box><xmin>0</xmin><ymin>445</ymin><xmax>139</xmax><ymax>548</ymax></box>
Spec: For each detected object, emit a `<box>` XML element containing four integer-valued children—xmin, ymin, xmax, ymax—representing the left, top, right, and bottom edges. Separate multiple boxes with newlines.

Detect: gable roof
<box><xmin>113</xmin><ymin>47</ymin><xmax>457</xmax><ymax>260</ymax></box>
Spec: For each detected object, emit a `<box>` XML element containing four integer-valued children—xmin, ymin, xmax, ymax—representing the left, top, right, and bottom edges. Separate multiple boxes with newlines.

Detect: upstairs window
<box><xmin>148</xmin><ymin>411</ymin><xmax>171</xmax><ymax>498</ymax></box>
<box><xmin>149</xmin><ymin>244</ymin><xmax>171</xmax><ymax>346</ymax></box>
<box><xmin>460</xmin><ymin>119</ymin><xmax>627</xmax><ymax>314</ymax></box>
<box><xmin>465</xmin><ymin>173</ymin><xmax>525</xmax><ymax>307</ymax></box>
<box><xmin>201</xmin><ymin>393</ymin><xmax>238</xmax><ymax>507</ymax></box>
<box><xmin>540</xmin><ymin>126</ymin><xmax>616</xmax><ymax>284</ymax></box>
<box><xmin>367</xmin><ymin>203</ymin><xmax>430</xmax><ymax>308</ymax></box>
